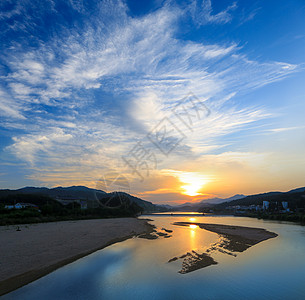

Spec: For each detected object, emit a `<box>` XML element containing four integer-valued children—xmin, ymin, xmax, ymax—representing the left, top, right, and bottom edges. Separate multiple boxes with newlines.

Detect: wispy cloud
<box><xmin>266</xmin><ymin>126</ymin><xmax>304</xmax><ymax>133</ymax></box>
<box><xmin>189</xmin><ymin>0</ymin><xmax>237</xmax><ymax>26</ymax></box>
<box><xmin>0</xmin><ymin>87</ymin><xmax>26</xmax><ymax>119</ymax></box>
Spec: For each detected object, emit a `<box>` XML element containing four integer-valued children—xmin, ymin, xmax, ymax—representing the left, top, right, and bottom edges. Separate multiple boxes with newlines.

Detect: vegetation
<box><xmin>198</xmin><ymin>188</ymin><xmax>305</xmax><ymax>225</ymax></box>
<box><xmin>245</xmin><ymin>211</ymin><xmax>305</xmax><ymax>224</ymax></box>
<box><xmin>0</xmin><ymin>193</ymin><xmax>143</xmax><ymax>226</ymax></box>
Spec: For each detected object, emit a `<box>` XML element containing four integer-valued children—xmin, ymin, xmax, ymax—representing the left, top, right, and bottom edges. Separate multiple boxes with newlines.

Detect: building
<box><xmin>4</xmin><ymin>205</ymin><xmax>15</xmax><ymax>209</ymax></box>
<box><xmin>263</xmin><ymin>201</ymin><xmax>269</xmax><ymax>210</ymax></box>
<box><xmin>256</xmin><ymin>205</ymin><xmax>262</xmax><ymax>211</ymax></box>
<box><xmin>282</xmin><ymin>201</ymin><xmax>289</xmax><ymax>212</ymax></box>
<box><xmin>5</xmin><ymin>203</ymin><xmax>39</xmax><ymax>209</ymax></box>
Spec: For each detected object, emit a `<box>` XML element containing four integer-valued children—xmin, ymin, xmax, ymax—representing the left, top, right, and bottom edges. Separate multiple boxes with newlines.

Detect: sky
<box><xmin>0</xmin><ymin>0</ymin><xmax>305</xmax><ymax>205</ymax></box>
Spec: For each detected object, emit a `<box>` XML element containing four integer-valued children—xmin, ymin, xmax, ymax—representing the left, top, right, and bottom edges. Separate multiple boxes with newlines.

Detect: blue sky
<box><xmin>0</xmin><ymin>0</ymin><xmax>304</xmax><ymax>204</ymax></box>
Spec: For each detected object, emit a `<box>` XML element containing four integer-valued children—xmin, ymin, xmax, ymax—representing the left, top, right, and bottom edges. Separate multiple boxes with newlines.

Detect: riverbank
<box><xmin>244</xmin><ymin>212</ymin><xmax>305</xmax><ymax>224</ymax></box>
<box><xmin>0</xmin><ymin>218</ymin><xmax>153</xmax><ymax>296</ymax></box>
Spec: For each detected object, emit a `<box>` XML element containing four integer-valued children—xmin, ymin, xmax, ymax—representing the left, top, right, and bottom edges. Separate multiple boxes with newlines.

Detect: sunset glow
<box><xmin>179</xmin><ymin>172</ymin><xmax>210</xmax><ymax>197</ymax></box>
<box><xmin>0</xmin><ymin>0</ymin><xmax>304</xmax><ymax>205</ymax></box>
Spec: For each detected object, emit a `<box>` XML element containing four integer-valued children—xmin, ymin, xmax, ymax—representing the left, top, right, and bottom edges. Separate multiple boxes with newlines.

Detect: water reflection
<box><xmin>189</xmin><ymin>224</ymin><xmax>197</xmax><ymax>250</ymax></box>
<box><xmin>4</xmin><ymin>215</ymin><xmax>305</xmax><ymax>300</ymax></box>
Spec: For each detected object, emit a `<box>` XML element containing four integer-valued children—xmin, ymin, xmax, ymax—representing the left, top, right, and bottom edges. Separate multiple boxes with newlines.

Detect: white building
<box><xmin>4</xmin><ymin>205</ymin><xmax>15</xmax><ymax>209</ymax></box>
<box><xmin>282</xmin><ymin>201</ymin><xmax>288</xmax><ymax>209</ymax></box>
<box><xmin>263</xmin><ymin>201</ymin><xmax>269</xmax><ymax>210</ymax></box>
<box><xmin>282</xmin><ymin>201</ymin><xmax>289</xmax><ymax>212</ymax></box>
<box><xmin>5</xmin><ymin>203</ymin><xmax>38</xmax><ymax>209</ymax></box>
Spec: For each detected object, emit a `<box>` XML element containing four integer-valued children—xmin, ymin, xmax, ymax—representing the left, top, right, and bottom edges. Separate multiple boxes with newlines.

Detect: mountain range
<box><xmin>1</xmin><ymin>185</ymin><xmax>304</xmax><ymax>213</ymax></box>
<box><xmin>213</xmin><ymin>187</ymin><xmax>305</xmax><ymax>210</ymax></box>
<box><xmin>169</xmin><ymin>194</ymin><xmax>245</xmax><ymax>211</ymax></box>
<box><xmin>0</xmin><ymin>186</ymin><xmax>164</xmax><ymax>213</ymax></box>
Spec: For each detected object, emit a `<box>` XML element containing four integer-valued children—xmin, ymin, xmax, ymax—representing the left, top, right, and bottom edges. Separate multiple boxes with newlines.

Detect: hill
<box><xmin>215</xmin><ymin>187</ymin><xmax>305</xmax><ymax>210</ymax></box>
<box><xmin>0</xmin><ymin>186</ymin><xmax>162</xmax><ymax>213</ymax></box>
<box><xmin>172</xmin><ymin>194</ymin><xmax>245</xmax><ymax>211</ymax></box>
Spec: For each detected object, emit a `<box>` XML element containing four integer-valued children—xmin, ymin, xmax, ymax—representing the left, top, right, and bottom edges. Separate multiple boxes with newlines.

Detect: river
<box><xmin>3</xmin><ymin>214</ymin><xmax>305</xmax><ymax>300</ymax></box>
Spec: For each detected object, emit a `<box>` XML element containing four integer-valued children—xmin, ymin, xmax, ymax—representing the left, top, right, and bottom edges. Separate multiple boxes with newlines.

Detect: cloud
<box><xmin>7</xmin><ymin>128</ymin><xmax>73</xmax><ymax>165</ymax></box>
<box><xmin>239</xmin><ymin>7</ymin><xmax>261</xmax><ymax>25</ymax></box>
<box><xmin>2</xmin><ymin>1</ymin><xmax>295</xmax><ymax>117</ymax></box>
<box><xmin>0</xmin><ymin>87</ymin><xmax>26</xmax><ymax>119</ymax></box>
<box><xmin>189</xmin><ymin>0</ymin><xmax>237</xmax><ymax>26</ymax></box>
<box><xmin>266</xmin><ymin>126</ymin><xmax>304</xmax><ymax>133</ymax></box>
<box><xmin>0</xmin><ymin>0</ymin><xmax>300</xmax><ymax>190</ymax></box>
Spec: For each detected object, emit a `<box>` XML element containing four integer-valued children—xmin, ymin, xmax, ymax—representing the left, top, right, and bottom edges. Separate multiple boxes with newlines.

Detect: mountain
<box><xmin>221</xmin><ymin>194</ymin><xmax>245</xmax><ymax>202</ymax></box>
<box><xmin>0</xmin><ymin>186</ymin><xmax>106</xmax><ymax>200</ymax></box>
<box><xmin>287</xmin><ymin>187</ymin><xmax>305</xmax><ymax>194</ymax></box>
<box><xmin>171</xmin><ymin>194</ymin><xmax>246</xmax><ymax>211</ymax></box>
<box><xmin>200</xmin><ymin>194</ymin><xmax>245</xmax><ymax>205</ymax></box>
<box><xmin>0</xmin><ymin>186</ymin><xmax>162</xmax><ymax>213</ymax></box>
<box><xmin>103</xmin><ymin>192</ymin><xmax>164</xmax><ymax>212</ymax></box>
<box><xmin>215</xmin><ymin>187</ymin><xmax>305</xmax><ymax>209</ymax></box>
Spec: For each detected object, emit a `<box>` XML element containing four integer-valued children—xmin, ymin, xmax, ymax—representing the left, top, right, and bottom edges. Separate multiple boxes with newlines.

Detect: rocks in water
<box><xmin>168</xmin><ymin>251</ymin><xmax>217</xmax><ymax>274</ymax></box>
<box><xmin>168</xmin><ymin>257</ymin><xmax>178</xmax><ymax>263</ymax></box>
<box><xmin>137</xmin><ymin>231</ymin><xmax>159</xmax><ymax>239</ymax></box>
<box><xmin>156</xmin><ymin>232</ymin><xmax>168</xmax><ymax>236</ymax></box>
<box><xmin>138</xmin><ymin>228</ymin><xmax>172</xmax><ymax>239</ymax></box>
<box><xmin>161</xmin><ymin>228</ymin><xmax>173</xmax><ymax>233</ymax></box>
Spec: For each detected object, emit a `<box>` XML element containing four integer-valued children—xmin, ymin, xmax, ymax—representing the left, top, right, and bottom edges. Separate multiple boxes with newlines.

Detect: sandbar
<box><xmin>170</xmin><ymin>222</ymin><xmax>278</xmax><ymax>273</ymax></box>
<box><xmin>173</xmin><ymin>222</ymin><xmax>278</xmax><ymax>252</ymax></box>
<box><xmin>0</xmin><ymin>218</ymin><xmax>153</xmax><ymax>296</ymax></box>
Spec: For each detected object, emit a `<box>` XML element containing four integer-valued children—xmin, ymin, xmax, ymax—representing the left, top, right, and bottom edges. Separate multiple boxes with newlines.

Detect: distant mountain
<box><xmin>288</xmin><ymin>187</ymin><xmax>305</xmax><ymax>194</ymax></box>
<box><xmin>0</xmin><ymin>186</ymin><xmax>106</xmax><ymax>200</ymax></box>
<box><xmin>0</xmin><ymin>186</ymin><xmax>162</xmax><ymax>213</ymax></box>
<box><xmin>221</xmin><ymin>194</ymin><xmax>245</xmax><ymax>202</ymax></box>
<box><xmin>215</xmin><ymin>187</ymin><xmax>305</xmax><ymax>209</ymax></box>
<box><xmin>201</xmin><ymin>194</ymin><xmax>245</xmax><ymax>205</ymax></box>
<box><xmin>171</xmin><ymin>194</ymin><xmax>246</xmax><ymax>211</ymax></box>
<box><xmin>105</xmin><ymin>192</ymin><xmax>164</xmax><ymax>212</ymax></box>
<box><xmin>156</xmin><ymin>204</ymin><xmax>173</xmax><ymax>210</ymax></box>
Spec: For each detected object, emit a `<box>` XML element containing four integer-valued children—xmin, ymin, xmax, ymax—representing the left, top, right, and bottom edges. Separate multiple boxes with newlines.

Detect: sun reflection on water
<box><xmin>189</xmin><ymin>224</ymin><xmax>197</xmax><ymax>249</ymax></box>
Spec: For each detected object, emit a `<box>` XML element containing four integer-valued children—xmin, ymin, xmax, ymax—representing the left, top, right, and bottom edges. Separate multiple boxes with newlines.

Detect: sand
<box><xmin>173</xmin><ymin>222</ymin><xmax>278</xmax><ymax>251</ymax></box>
<box><xmin>0</xmin><ymin>218</ymin><xmax>152</xmax><ymax>296</ymax></box>
<box><xmin>170</xmin><ymin>222</ymin><xmax>278</xmax><ymax>274</ymax></box>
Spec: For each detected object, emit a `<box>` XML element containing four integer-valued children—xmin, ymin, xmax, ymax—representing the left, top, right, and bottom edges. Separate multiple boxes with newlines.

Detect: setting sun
<box><xmin>178</xmin><ymin>172</ymin><xmax>210</xmax><ymax>196</ymax></box>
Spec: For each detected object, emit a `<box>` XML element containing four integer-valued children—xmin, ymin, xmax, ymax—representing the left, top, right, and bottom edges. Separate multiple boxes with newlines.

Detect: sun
<box><xmin>178</xmin><ymin>172</ymin><xmax>209</xmax><ymax>197</ymax></box>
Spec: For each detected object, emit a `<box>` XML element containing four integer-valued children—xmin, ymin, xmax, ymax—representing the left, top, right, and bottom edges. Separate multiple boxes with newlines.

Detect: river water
<box><xmin>3</xmin><ymin>214</ymin><xmax>305</xmax><ymax>300</ymax></box>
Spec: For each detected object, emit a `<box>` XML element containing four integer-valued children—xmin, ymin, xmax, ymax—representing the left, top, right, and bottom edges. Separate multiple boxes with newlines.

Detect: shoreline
<box><xmin>0</xmin><ymin>218</ymin><xmax>154</xmax><ymax>296</ymax></box>
<box><xmin>170</xmin><ymin>222</ymin><xmax>278</xmax><ymax>273</ymax></box>
<box><xmin>173</xmin><ymin>222</ymin><xmax>278</xmax><ymax>249</ymax></box>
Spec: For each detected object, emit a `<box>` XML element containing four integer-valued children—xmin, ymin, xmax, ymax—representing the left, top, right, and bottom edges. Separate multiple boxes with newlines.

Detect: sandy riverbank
<box><xmin>0</xmin><ymin>218</ymin><xmax>153</xmax><ymax>296</ymax></box>
<box><xmin>173</xmin><ymin>222</ymin><xmax>278</xmax><ymax>251</ymax></box>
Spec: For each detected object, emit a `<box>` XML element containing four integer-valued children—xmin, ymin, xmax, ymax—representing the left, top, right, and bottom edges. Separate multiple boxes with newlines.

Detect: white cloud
<box><xmin>0</xmin><ymin>87</ymin><xmax>26</xmax><ymax>119</ymax></box>
<box><xmin>190</xmin><ymin>0</ymin><xmax>237</xmax><ymax>26</ymax></box>
<box><xmin>267</xmin><ymin>126</ymin><xmax>303</xmax><ymax>133</ymax></box>
<box><xmin>8</xmin><ymin>128</ymin><xmax>73</xmax><ymax>164</ymax></box>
